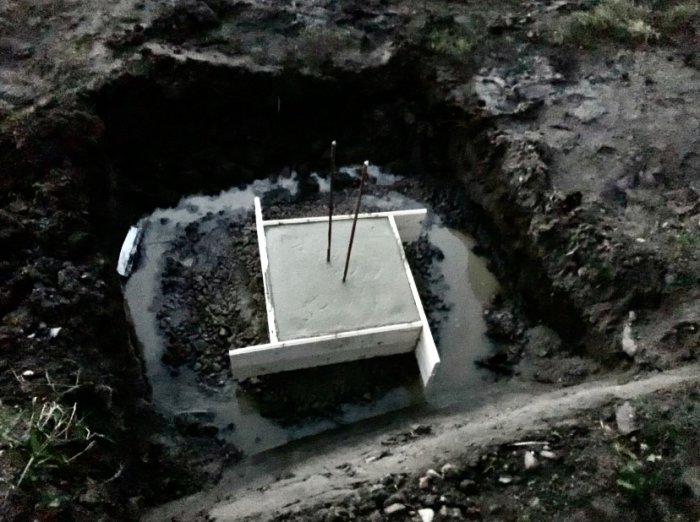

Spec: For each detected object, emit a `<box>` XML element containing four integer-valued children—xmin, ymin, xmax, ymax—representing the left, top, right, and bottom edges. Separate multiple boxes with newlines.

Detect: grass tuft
<box><xmin>552</xmin><ymin>0</ymin><xmax>659</xmax><ymax>46</ymax></box>
<box><xmin>0</xmin><ymin>398</ymin><xmax>105</xmax><ymax>490</ymax></box>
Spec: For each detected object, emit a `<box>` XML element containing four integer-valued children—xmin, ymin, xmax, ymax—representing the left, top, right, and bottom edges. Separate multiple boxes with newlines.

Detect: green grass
<box><xmin>614</xmin><ymin>442</ymin><xmax>659</xmax><ymax>498</ymax></box>
<box><xmin>551</xmin><ymin>0</ymin><xmax>700</xmax><ymax>47</ymax></box>
<box><xmin>552</xmin><ymin>0</ymin><xmax>658</xmax><ymax>46</ymax></box>
<box><xmin>0</xmin><ymin>399</ymin><xmax>103</xmax><ymax>490</ymax></box>
<box><xmin>427</xmin><ymin>27</ymin><xmax>480</xmax><ymax>58</ymax></box>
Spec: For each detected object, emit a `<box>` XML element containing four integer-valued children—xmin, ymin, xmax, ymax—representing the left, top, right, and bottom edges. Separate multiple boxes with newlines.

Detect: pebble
<box><xmin>458</xmin><ymin>479</ymin><xmax>477</xmax><ymax>493</ymax></box>
<box><xmin>524</xmin><ymin>450</ymin><xmax>538</xmax><ymax>470</ymax></box>
<box><xmin>615</xmin><ymin>401</ymin><xmax>638</xmax><ymax>435</ymax></box>
<box><xmin>383</xmin><ymin>503</ymin><xmax>406</xmax><ymax>516</ymax></box>
<box><xmin>440</xmin><ymin>463</ymin><xmax>458</xmax><ymax>479</ymax></box>
<box><xmin>426</xmin><ymin>469</ymin><xmax>441</xmax><ymax>480</ymax></box>
<box><xmin>418</xmin><ymin>508</ymin><xmax>435</xmax><ymax>522</ymax></box>
<box><xmin>540</xmin><ymin>450</ymin><xmax>556</xmax><ymax>459</ymax></box>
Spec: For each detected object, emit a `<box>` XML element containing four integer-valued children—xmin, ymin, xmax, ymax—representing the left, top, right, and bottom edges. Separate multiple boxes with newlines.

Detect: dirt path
<box><xmin>145</xmin><ymin>364</ymin><xmax>700</xmax><ymax>521</ymax></box>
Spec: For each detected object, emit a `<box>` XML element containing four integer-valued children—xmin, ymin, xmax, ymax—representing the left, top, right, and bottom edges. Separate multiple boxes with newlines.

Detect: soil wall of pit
<box><xmin>0</xmin><ymin>50</ymin><xmax>651</xmax><ymax>519</ymax></box>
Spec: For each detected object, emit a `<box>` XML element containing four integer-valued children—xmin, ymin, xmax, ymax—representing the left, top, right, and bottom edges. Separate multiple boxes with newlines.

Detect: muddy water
<box><xmin>124</xmin><ymin>169</ymin><xmax>500</xmax><ymax>455</ymax></box>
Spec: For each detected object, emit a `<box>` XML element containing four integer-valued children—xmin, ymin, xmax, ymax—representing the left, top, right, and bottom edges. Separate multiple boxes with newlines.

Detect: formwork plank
<box><xmin>388</xmin><ymin>215</ymin><xmax>440</xmax><ymax>387</ymax></box>
<box><xmin>254</xmin><ymin>197</ymin><xmax>278</xmax><ymax>343</ymax></box>
<box><xmin>229</xmin><ymin>322</ymin><xmax>422</xmax><ymax>380</ymax></box>
<box><xmin>262</xmin><ymin>209</ymin><xmax>426</xmax><ymax>243</ymax></box>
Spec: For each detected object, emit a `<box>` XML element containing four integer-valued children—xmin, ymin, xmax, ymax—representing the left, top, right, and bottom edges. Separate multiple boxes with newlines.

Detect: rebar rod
<box><xmin>326</xmin><ymin>140</ymin><xmax>337</xmax><ymax>263</ymax></box>
<box><xmin>342</xmin><ymin>161</ymin><xmax>369</xmax><ymax>283</ymax></box>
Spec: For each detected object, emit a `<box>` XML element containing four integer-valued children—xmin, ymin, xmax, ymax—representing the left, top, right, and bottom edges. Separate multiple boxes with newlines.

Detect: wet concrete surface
<box><xmin>265</xmin><ymin>217</ymin><xmax>419</xmax><ymax>339</ymax></box>
<box><xmin>124</xmin><ymin>168</ymin><xmax>501</xmax><ymax>455</ymax></box>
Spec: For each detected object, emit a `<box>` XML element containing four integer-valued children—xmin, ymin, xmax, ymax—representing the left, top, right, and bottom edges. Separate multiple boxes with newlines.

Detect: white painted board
<box><xmin>254</xmin><ymin>197</ymin><xmax>278</xmax><ymax>343</ymax></box>
<box><xmin>263</xmin><ymin>209</ymin><xmax>426</xmax><ymax>243</ymax></box>
<box><xmin>388</xmin><ymin>215</ymin><xmax>440</xmax><ymax>387</ymax></box>
<box><xmin>229</xmin><ymin>322</ymin><xmax>422</xmax><ymax>380</ymax></box>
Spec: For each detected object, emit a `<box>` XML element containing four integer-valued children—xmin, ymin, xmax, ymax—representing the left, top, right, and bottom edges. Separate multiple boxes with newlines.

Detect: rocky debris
<box><xmin>0</xmin><ymin>1</ymin><xmax>696</xmax><ymax>519</ymax></box>
<box><xmin>158</xmin><ymin>214</ymin><xmax>265</xmax><ymax>387</ymax></box>
<box><xmin>483</xmin><ymin>306</ymin><xmax>523</xmax><ymax>343</ymax></box>
<box><xmin>403</xmin><ymin>236</ymin><xmax>450</xmax><ymax>341</ymax></box>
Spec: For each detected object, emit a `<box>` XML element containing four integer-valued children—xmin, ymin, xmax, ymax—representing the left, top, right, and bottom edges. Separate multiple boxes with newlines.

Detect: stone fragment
<box><xmin>383</xmin><ymin>503</ymin><xmax>406</xmax><ymax>516</ymax></box>
<box><xmin>440</xmin><ymin>463</ymin><xmax>458</xmax><ymax>479</ymax></box>
<box><xmin>418</xmin><ymin>508</ymin><xmax>434</xmax><ymax>522</ymax></box>
<box><xmin>615</xmin><ymin>401</ymin><xmax>638</xmax><ymax>435</ymax></box>
<box><xmin>524</xmin><ymin>451</ymin><xmax>538</xmax><ymax>470</ymax></box>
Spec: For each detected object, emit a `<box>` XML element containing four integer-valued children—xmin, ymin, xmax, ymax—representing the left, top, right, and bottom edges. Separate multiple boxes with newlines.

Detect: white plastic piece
<box><xmin>117</xmin><ymin>226</ymin><xmax>142</xmax><ymax>278</ymax></box>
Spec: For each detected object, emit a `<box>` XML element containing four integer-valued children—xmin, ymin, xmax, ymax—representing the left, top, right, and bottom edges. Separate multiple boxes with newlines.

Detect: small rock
<box><xmin>615</xmin><ymin>401</ymin><xmax>638</xmax><ymax>435</ymax></box>
<box><xmin>49</xmin><ymin>327</ymin><xmax>62</xmax><ymax>338</ymax></box>
<box><xmin>21</xmin><ymin>369</ymin><xmax>35</xmax><ymax>378</ymax></box>
<box><xmin>540</xmin><ymin>450</ymin><xmax>557</xmax><ymax>460</ymax></box>
<box><xmin>426</xmin><ymin>469</ymin><xmax>441</xmax><ymax>480</ymax></box>
<box><xmin>440</xmin><ymin>463</ymin><xmax>458</xmax><ymax>479</ymax></box>
<box><xmin>681</xmin><ymin>467</ymin><xmax>700</xmax><ymax>498</ymax></box>
<box><xmin>383</xmin><ymin>492</ymin><xmax>405</xmax><ymax>507</ymax></box>
<box><xmin>418</xmin><ymin>476</ymin><xmax>431</xmax><ymax>489</ymax></box>
<box><xmin>383</xmin><ymin>503</ymin><xmax>406</xmax><ymax>516</ymax></box>
<box><xmin>524</xmin><ymin>451</ymin><xmax>538</xmax><ymax>470</ymax></box>
<box><xmin>418</xmin><ymin>508</ymin><xmax>435</xmax><ymax>522</ymax></box>
<box><xmin>498</xmin><ymin>476</ymin><xmax>513</xmax><ymax>484</ymax></box>
<box><xmin>621</xmin><ymin>312</ymin><xmax>637</xmax><ymax>357</ymax></box>
<box><xmin>458</xmin><ymin>479</ymin><xmax>477</xmax><ymax>493</ymax></box>
<box><xmin>571</xmin><ymin>100</ymin><xmax>607</xmax><ymax>124</ymax></box>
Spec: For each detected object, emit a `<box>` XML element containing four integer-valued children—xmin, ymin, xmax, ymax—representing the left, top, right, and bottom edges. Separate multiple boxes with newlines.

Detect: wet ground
<box><xmin>124</xmin><ymin>167</ymin><xmax>500</xmax><ymax>455</ymax></box>
<box><xmin>2</xmin><ymin>0</ymin><xmax>699</xmax><ymax>519</ymax></box>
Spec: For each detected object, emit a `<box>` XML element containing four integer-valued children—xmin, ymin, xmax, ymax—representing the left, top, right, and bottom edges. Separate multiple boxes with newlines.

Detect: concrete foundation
<box><xmin>266</xmin><ymin>218</ymin><xmax>420</xmax><ymax>340</ymax></box>
<box><xmin>228</xmin><ymin>198</ymin><xmax>440</xmax><ymax>387</ymax></box>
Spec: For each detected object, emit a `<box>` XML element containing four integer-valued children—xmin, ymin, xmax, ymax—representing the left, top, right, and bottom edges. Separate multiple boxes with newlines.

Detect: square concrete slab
<box><xmin>228</xmin><ymin>198</ymin><xmax>440</xmax><ymax>387</ymax></box>
<box><xmin>265</xmin><ymin>218</ymin><xmax>420</xmax><ymax>341</ymax></box>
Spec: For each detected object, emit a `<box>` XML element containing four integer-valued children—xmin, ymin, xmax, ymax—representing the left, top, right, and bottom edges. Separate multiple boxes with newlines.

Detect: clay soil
<box><xmin>1</xmin><ymin>0</ymin><xmax>699</xmax><ymax>520</ymax></box>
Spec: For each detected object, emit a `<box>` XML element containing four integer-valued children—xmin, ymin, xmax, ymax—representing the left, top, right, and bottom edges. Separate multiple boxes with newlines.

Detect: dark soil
<box><xmin>0</xmin><ymin>0</ymin><xmax>698</xmax><ymax>520</ymax></box>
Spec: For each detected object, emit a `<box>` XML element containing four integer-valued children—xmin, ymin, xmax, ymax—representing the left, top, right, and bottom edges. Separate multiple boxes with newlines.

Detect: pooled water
<box><xmin>124</xmin><ymin>168</ymin><xmax>500</xmax><ymax>455</ymax></box>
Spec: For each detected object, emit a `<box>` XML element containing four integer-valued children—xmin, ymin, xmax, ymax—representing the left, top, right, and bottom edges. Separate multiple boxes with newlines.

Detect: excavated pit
<box><xmin>66</xmin><ymin>54</ymin><xmax>603</xmax><ymax>481</ymax></box>
<box><xmin>122</xmin><ymin>166</ymin><xmax>502</xmax><ymax>454</ymax></box>
<box><xmin>85</xmin><ymin>59</ymin><xmax>532</xmax><ymax>455</ymax></box>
